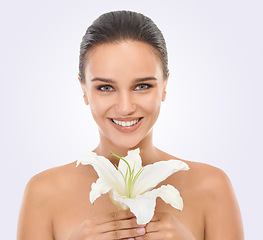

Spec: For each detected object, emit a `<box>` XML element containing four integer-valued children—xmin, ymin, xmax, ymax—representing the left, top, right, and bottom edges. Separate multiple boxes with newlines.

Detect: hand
<box><xmin>135</xmin><ymin>212</ymin><xmax>196</xmax><ymax>240</ymax></box>
<box><xmin>67</xmin><ymin>209</ymin><xmax>147</xmax><ymax>240</ymax></box>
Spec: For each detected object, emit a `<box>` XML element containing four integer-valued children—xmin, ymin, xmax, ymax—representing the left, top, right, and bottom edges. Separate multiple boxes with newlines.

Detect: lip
<box><xmin>108</xmin><ymin>117</ymin><xmax>143</xmax><ymax>133</ymax></box>
<box><xmin>111</xmin><ymin>117</ymin><xmax>141</xmax><ymax>121</ymax></box>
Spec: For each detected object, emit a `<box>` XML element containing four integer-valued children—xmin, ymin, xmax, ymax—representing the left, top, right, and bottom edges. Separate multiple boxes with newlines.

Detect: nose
<box><xmin>115</xmin><ymin>91</ymin><xmax>136</xmax><ymax>116</ymax></box>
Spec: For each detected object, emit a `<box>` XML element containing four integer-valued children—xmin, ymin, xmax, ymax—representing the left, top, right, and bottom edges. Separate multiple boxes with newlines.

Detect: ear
<box><xmin>162</xmin><ymin>89</ymin><xmax>167</xmax><ymax>102</ymax></box>
<box><xmin>78</xmin><ymin>75</ymin><xmax>89</xmax><ymax>106</ymax></box>
<box><xmin>162</xmin><ymin>71</ymin><xmax>169</xmax><ymax>102</ymax></box>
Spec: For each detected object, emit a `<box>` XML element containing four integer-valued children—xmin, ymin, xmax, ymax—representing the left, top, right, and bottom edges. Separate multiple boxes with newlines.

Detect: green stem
<box><xmin>111</xmin><ymin>153</ymin><xmax>132</xmax><ymax>174</ymax></box>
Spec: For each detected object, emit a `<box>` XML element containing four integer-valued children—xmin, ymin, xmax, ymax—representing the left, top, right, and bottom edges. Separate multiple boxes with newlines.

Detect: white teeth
<box><xmin>112</xmin><ymin>119</ymin><xmax>140</xmax><ymax>127</ymax></box>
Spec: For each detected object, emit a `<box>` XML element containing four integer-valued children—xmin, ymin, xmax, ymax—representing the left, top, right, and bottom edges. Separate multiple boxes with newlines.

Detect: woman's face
<box><xmin>80</xmin><ymin>40</ymin><xmax>168</xmax><ymax>149</ymax></box>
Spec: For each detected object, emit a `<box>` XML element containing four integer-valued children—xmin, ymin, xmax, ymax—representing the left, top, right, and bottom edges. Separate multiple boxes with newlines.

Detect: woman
<box><xmin>17</xmin><ymin>10</ymin><xmax>244</xmax><ymax>240</ymax></box>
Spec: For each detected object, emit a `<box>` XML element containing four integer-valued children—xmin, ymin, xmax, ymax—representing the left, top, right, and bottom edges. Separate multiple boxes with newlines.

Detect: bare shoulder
<box><xmin>182</xmin><ymin>160</ymin><xmax>244</xmax><ymax>239</ymax></box>
<box><xmin>24</xmin><ymin>160</ymin><xmax>95</xmax><ymax>191</ymax></box>
<box><xmin>184</xmin><ymin>160</ymin><xmax>231</xmax><ymax>191</ymax></box>
<box><xmin>159</xmin><ymin>146</ymin><xmax>244</xmax><ymax>239</ymax></box>
<box><xmin>17</xmin><ymin>162</ymin><xmax>90</xmax><ymax>240</ymax></box>
<box><xmin>24</xmin><ymin>162</ymin><xmax>78</xmax><ymax>197</ymax></box>
<box><xmin>20</xmin><ymin>160</ymin><xmax>96</xmax><ymax>210</ymax></box>
<box><xmin>179</xmin><ymin>160</ymin><xmax>238</xmax><ymax>210</ymax></box>
<box><xmin>160</xmin><ymin>149</ymin><xmax>230</xmax><ymax>192</ymax></box>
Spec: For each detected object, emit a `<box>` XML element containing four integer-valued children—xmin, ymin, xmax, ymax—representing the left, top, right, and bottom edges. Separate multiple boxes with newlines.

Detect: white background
<box><xmin>0</xmin><ymin>0</ymin><xmax>262</xmax><ymax>239</ymax></box>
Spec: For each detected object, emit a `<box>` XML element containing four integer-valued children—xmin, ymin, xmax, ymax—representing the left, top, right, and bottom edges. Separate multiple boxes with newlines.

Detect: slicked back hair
<box><xmin>79</xmin><ymin>10</ymin><xmax>168</xmax><ymax>83</ymax></box>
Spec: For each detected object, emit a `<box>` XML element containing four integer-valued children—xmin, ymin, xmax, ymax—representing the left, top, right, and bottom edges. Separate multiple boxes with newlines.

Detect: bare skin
<box><xmin>17</xmin><ymin>41</ymin><xmax>244</xmax><ymax>239</ymax></box>
<box><xmin>17</xmin><ymin>149</ymin><xmax>243</xmax><ymax>240</ymax></box>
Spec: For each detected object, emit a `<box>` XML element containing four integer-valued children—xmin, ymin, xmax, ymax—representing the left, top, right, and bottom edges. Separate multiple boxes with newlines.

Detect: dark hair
<box><xmin>79</xmin><ymin>10</ymin><xmax>168</xmax><ymax>83</ymax></box>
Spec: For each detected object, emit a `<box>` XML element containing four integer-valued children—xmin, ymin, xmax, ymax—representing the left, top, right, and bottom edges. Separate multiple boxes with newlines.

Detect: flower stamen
<box><xmin>111</xmin><ymin>152</ymin><xmax>144</xmax><ymax>198</ymax></box>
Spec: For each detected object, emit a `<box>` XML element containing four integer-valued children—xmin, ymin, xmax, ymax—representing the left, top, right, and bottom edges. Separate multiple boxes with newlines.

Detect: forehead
<box><xmin>84</xmin><ymin>41</ymin><xmax>163</xmax><ymax>81</ymax></box>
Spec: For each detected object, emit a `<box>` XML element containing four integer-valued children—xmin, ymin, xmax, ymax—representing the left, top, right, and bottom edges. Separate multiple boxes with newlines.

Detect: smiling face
<box><xmin>80</xmin><ymin>40</ymin><xmax>168</xmax><ymax>150</ymax></box>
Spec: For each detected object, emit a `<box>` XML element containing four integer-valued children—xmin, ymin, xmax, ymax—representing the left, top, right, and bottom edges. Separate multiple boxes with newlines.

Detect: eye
<box><xmin>134</xmin><ymin>84</ymin><xmax>152</xmax><ymax>91</ymax></box>
<box><xmin>97</xmin><ymin>85</ymin><xmax>114</xmax><ymax>92</ymax></box>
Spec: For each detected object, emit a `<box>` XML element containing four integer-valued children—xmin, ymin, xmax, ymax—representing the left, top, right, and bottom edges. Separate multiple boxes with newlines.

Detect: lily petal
<box><xmin>133</xmin><ymin>160</ymin><xmax>189</xmax><ymax>196</ymax></box>
<box><xmin>77</xmin><ymin>152</ymin><xmax>125</xmax><ymax>195</ymax></box>
<box><xmin>90</xmin><ymin>178</ymin><xmax>111</xmax><ymax>204</ymax></box>
<box><xmin>109</xmin><ymin>189</ymin><xmax>130</xmax><ymax>210</ymax></box>
<box><xmin>118</xmin><ymin>148</ymin><xmax>142</xmax><ymax>176</ymax></box>
<box><xmin>156</xmin><ymin>184</ymin><xmax>184</xmax><ymax>210</ymax></box>
<box><xmin>113</xmin><ymin>184</ymin><xmax>183</xmax><ymax>225</ymax></box>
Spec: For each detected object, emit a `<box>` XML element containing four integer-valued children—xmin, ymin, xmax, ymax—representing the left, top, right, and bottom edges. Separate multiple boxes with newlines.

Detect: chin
<box><xmin>112</xmin><ymin>139</ymin><xmax>140</xmax><ymax>150</ymax></box>
<box><xmin>110</xmin><ymin>128</ymin><xmax>154</xmax><ymax>150</ymax></box>
<box><xmin>106</xmin><ymin>133</ymin><xmax>144</xmax><ymax>150</ymax></box>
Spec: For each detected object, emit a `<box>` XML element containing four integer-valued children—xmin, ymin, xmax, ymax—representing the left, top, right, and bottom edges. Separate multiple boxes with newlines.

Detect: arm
<box><xmin>204</xmin><ymin>168</ymin><xmax>244</xmax><ymax>240</ymax></box>
<box><xmin>17</xmin><ymin>175</ymin><xmax>54</xmax><ymax>240</ymax></box>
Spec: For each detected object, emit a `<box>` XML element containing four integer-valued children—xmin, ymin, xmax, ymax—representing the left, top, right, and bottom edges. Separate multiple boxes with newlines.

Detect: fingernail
<box><xmin>137</xmin><ymin>227</ymin><xmax>145</xmax><ymax>234</ymax></box>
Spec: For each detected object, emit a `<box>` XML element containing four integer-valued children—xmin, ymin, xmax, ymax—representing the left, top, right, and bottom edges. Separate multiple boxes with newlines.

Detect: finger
<box><xmin>98</xmin><ymin>217</ymin><xmax>146</xmax><ymax>233</ymax></box>
<box><xmin>102</xmin><ymin>226</ymin><xmax>146</xmax><ymax>239</ymax></box>
<box><xmin>135</xmin><ymin>232</ymin><xmax>161</xmax><ymax>240</ymax></box>
<box><xmin>95</xmin><ymin>209</ymin><xmax>135</xmax><ymax>225</ymax></box>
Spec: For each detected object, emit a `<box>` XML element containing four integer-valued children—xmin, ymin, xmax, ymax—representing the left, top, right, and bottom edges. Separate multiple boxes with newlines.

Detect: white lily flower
<box><xmin>76</xmin><ymin>148</ymin><xmax>189</xmax><ymax>225</ymax></box>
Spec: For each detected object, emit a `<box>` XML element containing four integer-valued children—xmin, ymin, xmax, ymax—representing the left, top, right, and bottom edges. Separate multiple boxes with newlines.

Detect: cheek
<box><xmin>88</xmin><ymin>94</ymin><xmax>111</xmax><ymax>117</ymax></box>
<box><xmin>139</xmin><ymin>92</ymin><xmax>162</xmax><ymax>113</ymax></box>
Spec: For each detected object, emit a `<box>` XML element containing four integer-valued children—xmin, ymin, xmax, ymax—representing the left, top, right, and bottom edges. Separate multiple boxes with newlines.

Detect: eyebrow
<box><xmin>134</xmin><ymin>77</ymin><xmax>157</xmax><ymax>83</ymax></box>
<box><xmin>91</xmin><ymin>77</ymin><xmax>157</xmax><ymax>84</ymax></box>
<box><xmin>91</xmin><ymin>78</ymin><xmax>115</xmax><ymax>83</ymax></box>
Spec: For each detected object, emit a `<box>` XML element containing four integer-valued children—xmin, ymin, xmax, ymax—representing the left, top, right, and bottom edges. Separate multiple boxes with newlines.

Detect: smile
<box><xmin>111</xmin><ymin>118</ymin><xmax>142</xmax><ymax>127</ymax></box>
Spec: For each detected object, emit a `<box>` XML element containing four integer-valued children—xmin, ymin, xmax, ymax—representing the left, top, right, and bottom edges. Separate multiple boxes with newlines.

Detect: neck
<box><xmin>93</xmin><ymin>130</ymin><xmax>160</xmax><ymax>166</ymax></box>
